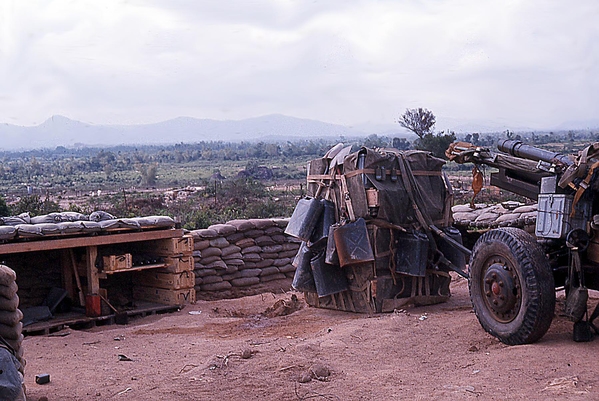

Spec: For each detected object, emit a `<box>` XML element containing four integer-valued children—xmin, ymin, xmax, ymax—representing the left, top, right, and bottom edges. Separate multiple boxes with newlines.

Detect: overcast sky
<box><xmin>1</xmin><ymin>0</ymin><xmax>598</xmax><ymax>130</ymax></box>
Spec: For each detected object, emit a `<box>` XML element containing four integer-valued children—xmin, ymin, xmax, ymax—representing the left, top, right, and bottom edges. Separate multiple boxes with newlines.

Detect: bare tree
<box><xmin>398</xmin><ymin>108</ymin><xmax>436</xmax><ymax>138</ymax></box>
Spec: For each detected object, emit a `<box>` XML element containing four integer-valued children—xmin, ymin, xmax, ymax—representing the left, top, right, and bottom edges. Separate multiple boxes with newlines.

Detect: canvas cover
<box><xmin>299</xmin><ymin>146</ymin><xmax>453</xmax><ymax>313</ymax></box>
<box><xmin>343</xmin><ymin>148</ymin><xmax>450</xmax><ymax>226</ymax></box>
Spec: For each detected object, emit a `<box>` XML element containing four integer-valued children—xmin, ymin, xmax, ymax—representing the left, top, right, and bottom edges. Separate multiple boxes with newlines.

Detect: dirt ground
<box><xmin>23</xmin><ymin>275</ymin><xmax>599</xmax><ymax>401</ymax></box>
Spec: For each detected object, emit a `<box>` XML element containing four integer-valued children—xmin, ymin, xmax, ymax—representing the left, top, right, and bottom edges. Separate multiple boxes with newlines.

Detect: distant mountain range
<box><xmin>1</xmin><ymin>113</ymin><xmax>597</xmax><ymax>151</ymax></box>
<box><xmin>0</xmin><ymin>114</ymin><xmax>377</xmax><ymax>151</ymax></box>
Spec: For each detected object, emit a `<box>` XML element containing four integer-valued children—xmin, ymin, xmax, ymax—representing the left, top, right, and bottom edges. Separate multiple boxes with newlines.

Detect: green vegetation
<box><xmin>0</xmin><ymin>130</ymin><xmax>596</xmax><ymax>229</ymax></box>
<box><xmin>0</xmin><ymin>139</ymin><xmax>349</xmax><ymax>228</ymax></box>
<box><xmin>11</xmin><ymin>195</ymin><xmax>60</xmax><ymax>216</ymax></box>
<box><xmin>0</xmin><ymin>196</ymin><xmax>10</xmax><ymax>217</ymax></box>
<box><xmin>398</xmin><ymin>108</ymin><xmax>456</xmax><ymax>159</ymax></box>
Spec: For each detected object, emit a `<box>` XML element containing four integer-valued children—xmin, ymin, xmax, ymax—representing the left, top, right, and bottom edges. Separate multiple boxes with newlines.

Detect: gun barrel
<box><xmin>497</xmin><ymin>139</ymin><xmax>572</xmax><ymax>167</ymax></box>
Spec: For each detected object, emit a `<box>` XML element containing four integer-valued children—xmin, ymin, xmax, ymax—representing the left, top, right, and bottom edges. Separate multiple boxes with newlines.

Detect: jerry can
<box><xmin>285</xmin><ymin>197</ymin><xmax>324</xmax><ymax>241</ymax></box>
<box><xmin>310</xmin><ymin>199</ymin><xmax>336</xmax><ymax>248</ymax></box>
<box><xmin>395</xmin><ymin>231</ymin><xmax>429</xmax><ymax>277</ymax></box>
<box><xmin>311</xmin><ymin>250</ymin><xmax>348</xmax><ymax>297</ymax></box>
<box><xmin>333</xmin><ymin>218</ymin><xmax>375</xmax><ymax>267</ymax></box>
<box><xmin>291</xmin><ymin>242</ymin><xmax>317</xmax><ymax>292</ymax></box>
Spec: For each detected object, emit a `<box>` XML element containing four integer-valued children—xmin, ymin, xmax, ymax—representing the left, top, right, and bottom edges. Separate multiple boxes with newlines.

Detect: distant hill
<box><xmin>556</xmin><ymin>119</ymin><xmax>599</xmax><ymax>131</ymax></box>
<box><xmin>0</xmin><ymin>114</ymin><xmax>374</xmax><ymax>150</ymax></box>
<box><xmin>4</xmin><ymin>113</ymin><xmax>593</xmax><ymax>151</ymax></box>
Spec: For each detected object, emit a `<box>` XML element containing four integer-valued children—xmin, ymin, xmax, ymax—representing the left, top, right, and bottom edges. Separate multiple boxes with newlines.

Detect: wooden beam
<box><xmin>0</xmin><ymin>229</ymin><xmax>183</xmax><ymax>256</ymax></box>
<box><xmin>70</xmin><ymin>249</ymin><xmax>86</xmax><ymax>306</ymax></box>
<box><xmin>86</xmin><ymin>246</ymin><xmax>100</xmax><ymax>295</ymax></box>
<box><xmin>61</xmin><ymin>250</ymin><xmax>75</xmax><ymax>303</ymax></box>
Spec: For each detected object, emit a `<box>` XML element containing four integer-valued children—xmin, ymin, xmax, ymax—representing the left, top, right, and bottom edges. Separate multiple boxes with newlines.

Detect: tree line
<box><xmin>0</xmin><ymin>110</ymin><xmax>594</xmax><ymax>227</ymax></box>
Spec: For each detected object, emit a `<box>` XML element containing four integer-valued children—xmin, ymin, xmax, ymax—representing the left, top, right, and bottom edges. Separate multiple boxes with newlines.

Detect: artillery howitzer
<box><xmin>448</xmin><ymin>139</ymin><xmax>599</xmax><ymax>344</ymax></box>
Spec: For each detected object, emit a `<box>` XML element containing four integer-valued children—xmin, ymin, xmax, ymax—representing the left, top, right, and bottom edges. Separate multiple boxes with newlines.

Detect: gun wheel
<box><xmin>469</xmin><ymin>228</ymin><xmax>555</xmax><ymax>345</ymax></box>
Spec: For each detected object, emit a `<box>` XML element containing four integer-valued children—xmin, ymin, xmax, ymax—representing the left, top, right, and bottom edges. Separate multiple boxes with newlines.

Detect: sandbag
<box><xmin>0</xmin><ymin>226</ymin><xmax>16</xmax><ymax>241</ymax></box>
<box><xmin>57</xmin><ymin>221</ymin><xmax>85</xmax><ymax>234</ymax></box>
<box><xmin>0</xmin><ymin>297</ymin><xmax>19</xmax><ymax>313</ymax></box>
<box><xmin>0</xmin><ymin>323</ymin><xmax>22</xmax><ymax>341</ymax></box>
<box><xmin>0</xmin><ymin>267</ymin><xmax>16</xmax><ymax>288</ymax></box>
<box><xmin>89</xmin><ymin>211</ymin><xmax>116</xmax><ymax>222</ymax></box>
<box><xmin>3</xmin><ymin>335</ymin><xmax>23</xmax><ymax>355</ymax></box>
<box><xmin>0</xmin><ymin>310</ymin><xmax>23</xmax><ymax>327</ymax></box>
<box><xmin>30</xmin><ymin>214</ymin><xmax>62</xmax><ymax>224</ymax></box>
<box><xmin>0</xmin><ymin>282</ymin><xmax>18</xmax><ymax>301</ymax></box>
<box><xmin>136</xmin><ymin>215</ymin><xmax>175</xmax><ymax>228</ymax></box>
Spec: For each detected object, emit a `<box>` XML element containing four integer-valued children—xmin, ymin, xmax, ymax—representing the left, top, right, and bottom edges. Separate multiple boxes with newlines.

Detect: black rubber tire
<box><xmin>469</xmin><ymin>228</ymin><xmax>555</xmax><ymax>345</ymax></box>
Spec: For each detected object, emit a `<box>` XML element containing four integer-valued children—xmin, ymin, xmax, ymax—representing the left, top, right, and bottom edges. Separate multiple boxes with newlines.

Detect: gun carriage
<box><xmin>448</xmin><ymin>139</ymin><xmax>599</xmax><ymax>343</ymax></box>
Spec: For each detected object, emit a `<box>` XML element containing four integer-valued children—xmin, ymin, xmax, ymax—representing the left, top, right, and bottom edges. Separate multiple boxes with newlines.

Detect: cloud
<box><xmin>1</xmin><ymin>0</ymin><xmax>599</xmax><ymax>131</ymax></box>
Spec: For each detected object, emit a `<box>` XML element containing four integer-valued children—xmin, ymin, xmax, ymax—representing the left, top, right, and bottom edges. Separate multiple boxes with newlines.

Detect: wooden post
<box><xmin>61</xmin><ymin>250</ymin><xmax>75</xmax><ymax>302</ymax></box>
<box><xmin>86</xmin><ymin>246</ymin><xmax>100</xmax><ymax>295</ymax></box>
<box><xmin>69</xmin><ymin>249</ymin><xmax>86</xmax><ymax>306</ymax></box>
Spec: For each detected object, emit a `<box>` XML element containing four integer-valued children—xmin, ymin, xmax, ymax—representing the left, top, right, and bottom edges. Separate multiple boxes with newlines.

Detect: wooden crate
<box><xmin>157</xmin><ymin>255</ymin><xmax>194</xmax><ymax>273</ymax></box>
<box><xmin>133</xmin><ymin>285</ymin><xmax>196</xmax><ymax>306</ymax></box>
<box><xmin>135</xmin><ymin>270</ymin><xmax>195</xmax><ymax>290</ymax></box>
<box><xmin>151</xmin><ymin>236</ymin><xmax>193</xmax><ymax>256</ymax></box>
<box><xmin>102</xmin><ymin>254</ymin><xmax>132</xmax><ymax>272</ymax></box>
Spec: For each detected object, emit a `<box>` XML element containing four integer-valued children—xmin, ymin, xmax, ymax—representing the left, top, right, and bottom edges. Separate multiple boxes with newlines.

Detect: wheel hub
<box><xmin>483</xmin><ymin>262</ymin><xmax>520</xmax><ymax>322</ymax></box>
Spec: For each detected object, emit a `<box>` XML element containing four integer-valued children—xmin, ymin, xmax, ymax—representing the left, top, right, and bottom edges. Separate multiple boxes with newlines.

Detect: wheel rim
<box><xmin>480</xmin><ymin>258</ymin><xmax>521</xmax><ymax>323</ymax></box>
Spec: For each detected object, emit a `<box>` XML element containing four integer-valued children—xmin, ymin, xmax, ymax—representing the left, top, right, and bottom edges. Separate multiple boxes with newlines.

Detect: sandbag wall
<box><xmin>0</xmin><ymin>265</ymin><xmax>25</xmax><ymax>378</ymax></box>
<box><xmin>452</xmin><ymin>203</ymin><xmax>537</xmax><ymax>229</ymax></box>
<box><xmin>191</xmin><ymin>218</ymin><xmax>300</xmax><ymax>298</ymax></box>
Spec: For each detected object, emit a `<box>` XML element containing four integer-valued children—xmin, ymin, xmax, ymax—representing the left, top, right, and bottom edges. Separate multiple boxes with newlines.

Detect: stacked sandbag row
<box><xmin>452</xmin><ymin>203</ymin><xmax>537</xmax><ymax>230</ymax></box>
<box><xmin>191</xmin><ymin>219</ymin><xmax>301</xmax><ymax>295</ymax></box>
<box><xmin>0</xmin><ymin>265</ymin><xmax>24</xmax><ymax>375</ymax></box>
<box><xmin>0</xmin><ymin>211</ymin><xmax>175</xmax><ymax>241</ymax></box>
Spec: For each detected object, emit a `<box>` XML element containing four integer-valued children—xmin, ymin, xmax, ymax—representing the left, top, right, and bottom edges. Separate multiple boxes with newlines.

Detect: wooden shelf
<box><xmin>103</xmin><ymin>263</ymin><xmax>167</xmax><ymax>275</ymax></box>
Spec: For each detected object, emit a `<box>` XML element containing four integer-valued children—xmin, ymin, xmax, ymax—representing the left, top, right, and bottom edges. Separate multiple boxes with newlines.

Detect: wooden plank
<box><xmin>103</xmin><ymin>262</ymin><xmax>167</xmax><ymax>274</ymax></box>
<box><xmin>0</xmin><ymin>229</ymin><xmax>183</xmax><ymax>255</ymax></box>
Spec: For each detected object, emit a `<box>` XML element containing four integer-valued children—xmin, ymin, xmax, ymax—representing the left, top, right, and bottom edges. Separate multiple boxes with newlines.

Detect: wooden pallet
<box><xmin>22</xmin><ymin>302</ymin><xmax>180</xmax><ymax>336</ymax></box>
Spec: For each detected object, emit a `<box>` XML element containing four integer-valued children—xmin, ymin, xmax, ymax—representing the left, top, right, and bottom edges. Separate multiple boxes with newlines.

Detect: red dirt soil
<box><xmin>24</xmin><ymin>275</ymin><xmax>599</xmax><ymax>401</ymax></box>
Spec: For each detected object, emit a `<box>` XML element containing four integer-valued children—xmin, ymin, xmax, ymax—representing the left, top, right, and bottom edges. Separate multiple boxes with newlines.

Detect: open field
<box><xmin>24</xmin><ymin>276</ymin><xmax>599</xmax><ymax>401</ymax></box>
